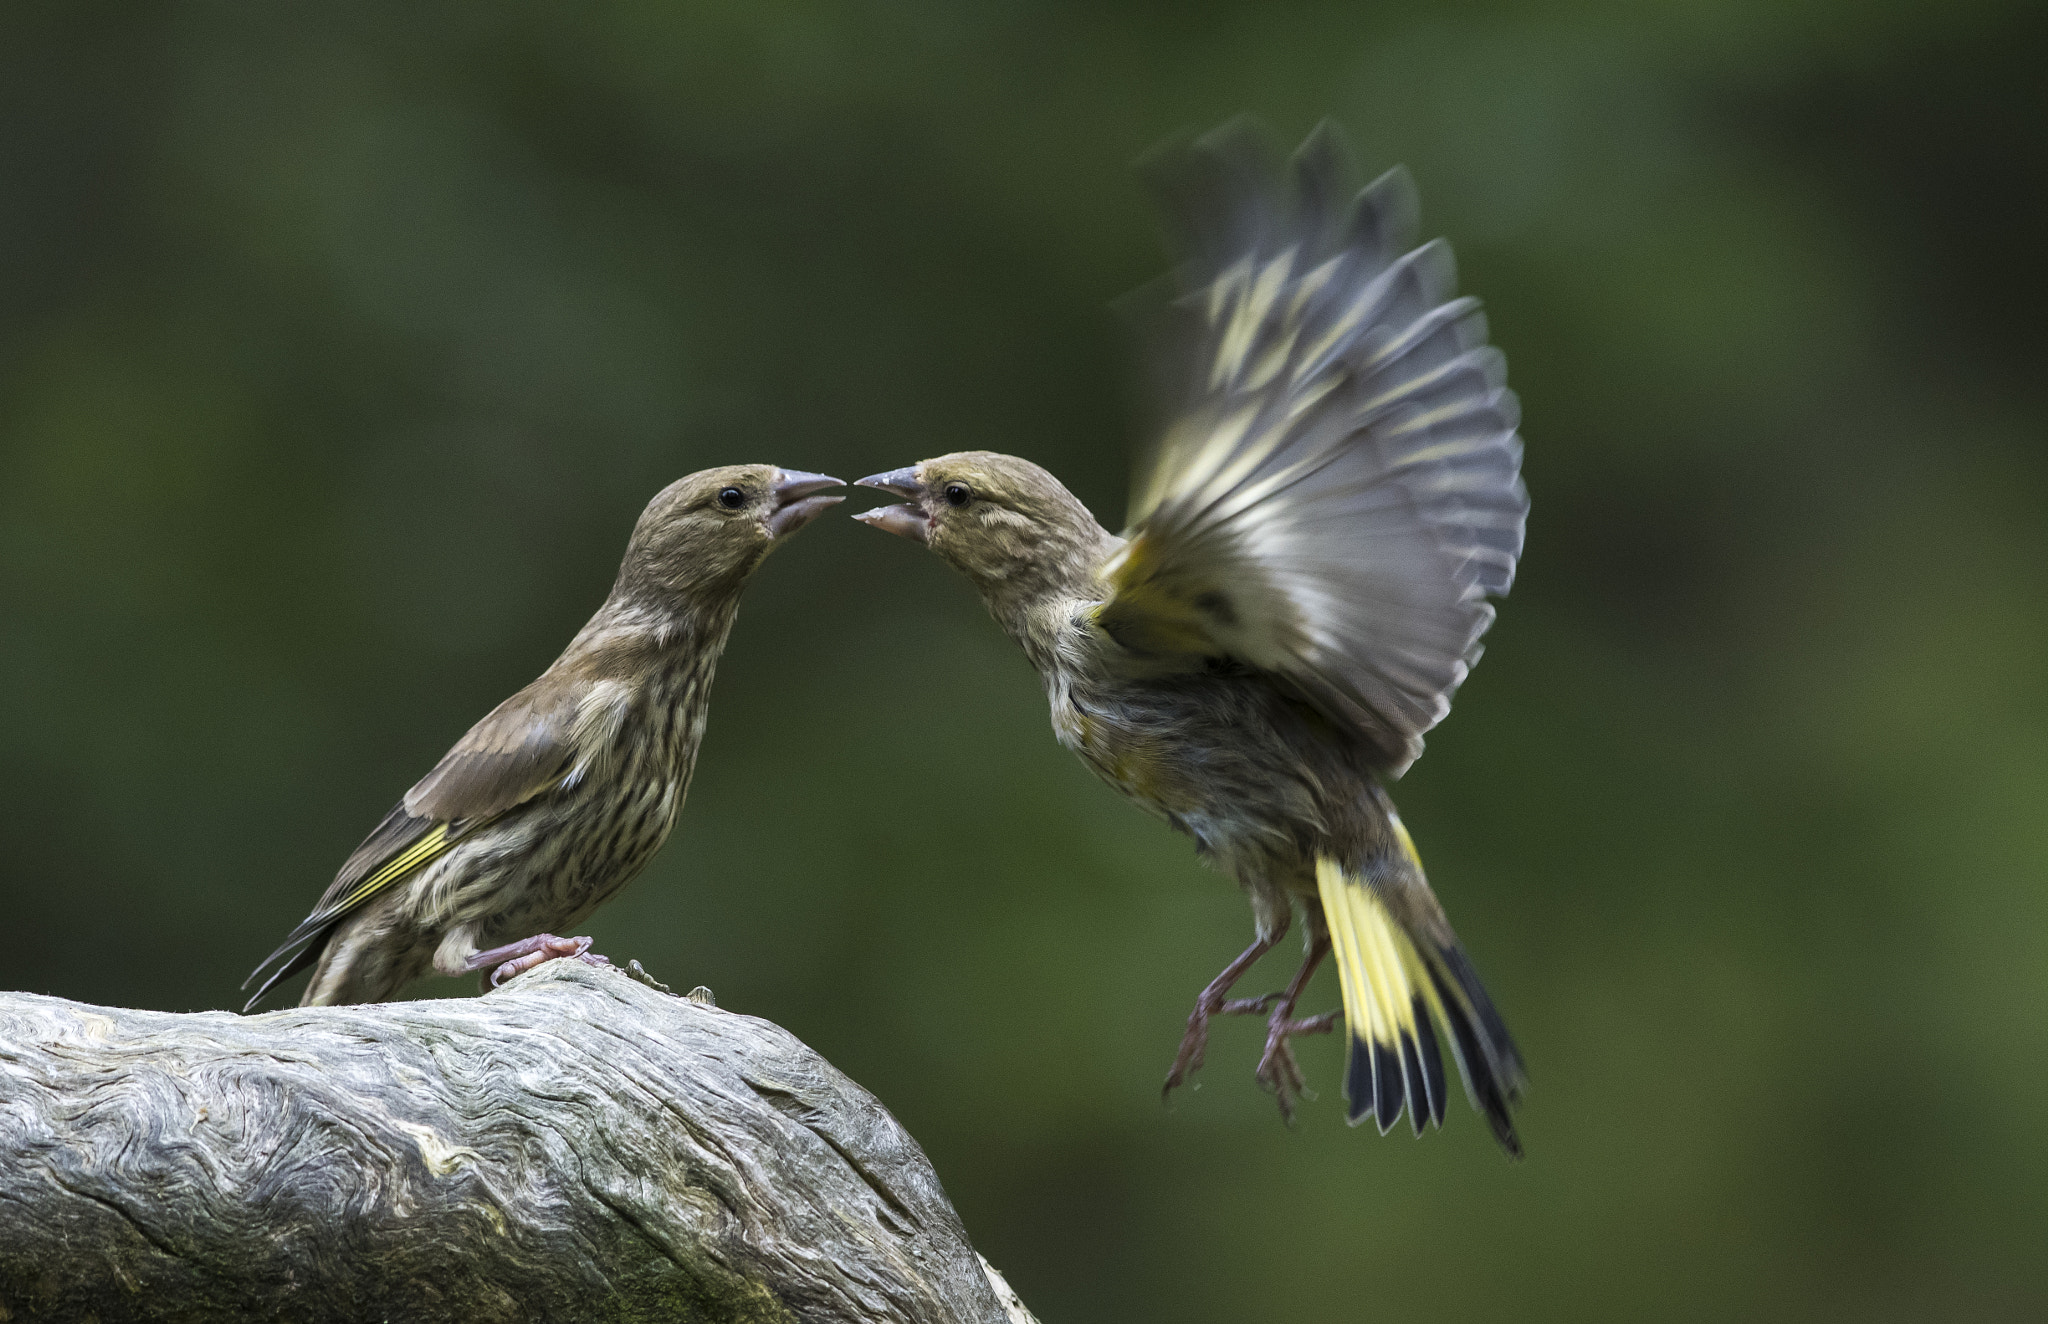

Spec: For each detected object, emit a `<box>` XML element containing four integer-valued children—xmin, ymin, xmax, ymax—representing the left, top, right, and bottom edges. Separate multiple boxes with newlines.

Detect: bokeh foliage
<box><xmin>4</xmin><ymin>2</ymin><xmax>2045</xmax><ymax>1319</ymax></box>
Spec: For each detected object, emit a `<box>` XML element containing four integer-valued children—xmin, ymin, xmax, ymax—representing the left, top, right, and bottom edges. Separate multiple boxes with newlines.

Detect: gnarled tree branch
<box><xmin>0</xmin><ymin>960</ymin><xmax>1038</xmax><ymax>1324</ymax></box>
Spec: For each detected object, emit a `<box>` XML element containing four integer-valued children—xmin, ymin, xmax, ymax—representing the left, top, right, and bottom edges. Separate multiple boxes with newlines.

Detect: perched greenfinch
<box><xmin>855</xmin><ymin>122</ymin><xmax>1527</xmax><ymax>1152</ymax></box>
<box><xmin>243</xmin><ymin>466</ymin><xmax>843</xmax><ymax>1010</ymax></box>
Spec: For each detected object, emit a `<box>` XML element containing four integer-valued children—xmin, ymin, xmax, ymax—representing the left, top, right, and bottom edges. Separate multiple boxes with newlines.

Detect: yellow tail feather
<box><xmin>1316</xmin><ymin>827</ymin><xmax>1525</xmax><ymax>1155</ymax></box>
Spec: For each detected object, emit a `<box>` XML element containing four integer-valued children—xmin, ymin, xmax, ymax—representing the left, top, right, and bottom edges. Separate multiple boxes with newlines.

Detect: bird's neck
<box><xmin>995</xmin><ymin>597</ymin><xmax>1080</xmax><ymax>680</ymax></box>
<box><xmin>982</xmin><ymin>570</ymin><xmax>1111</xmax><ymax>680</ymax></box>
<box><xmin>568</xmin><ymin>593</ymin><xmax>741</xmax><ymax>686</ymax></box>
<box><xmin>969</xmin><ymin>518</ymin><xmax>1117</xmax><ymax>635</ymax></box>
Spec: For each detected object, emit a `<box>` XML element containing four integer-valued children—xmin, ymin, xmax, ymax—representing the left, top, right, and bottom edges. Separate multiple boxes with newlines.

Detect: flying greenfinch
<box><xmin>855</xmin><ymin>122</ymin><xmax>1527</xmax><ymax>1152</ymax></box>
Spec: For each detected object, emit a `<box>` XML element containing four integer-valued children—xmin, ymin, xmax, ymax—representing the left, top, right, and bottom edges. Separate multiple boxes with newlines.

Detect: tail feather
<box><xmin>1316</xmin><ymin>850</ymin><xmax>1525</xmax><ymax>1156</ymax></box>
<box><xmin>240</xmin><ymin>926</ymin><xmax>334</xmax><ymax>1012</ymax></box>
<box><xmin>1406</xmin><ymin>998</ymin><xmax>1447</xmax><ymax>1128</ymax></box>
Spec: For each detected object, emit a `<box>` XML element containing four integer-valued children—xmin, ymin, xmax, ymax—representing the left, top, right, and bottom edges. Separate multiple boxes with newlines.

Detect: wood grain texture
<box><xmin>0</xmin><ymin>960</ymin><xmax>1038</xmax><ymax>1324</ymax></box>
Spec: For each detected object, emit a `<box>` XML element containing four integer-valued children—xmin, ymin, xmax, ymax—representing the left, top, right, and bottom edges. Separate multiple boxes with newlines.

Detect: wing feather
<box><xmin>403</xmin><ymin>680</ymin><xmax>586</xmax><ymax>821</ymax></box>
<box><xmin>1104</xmin><ymin>120</ymin><xmax>1527</xmax><ymax>773</ymax></box>
<box><xmin>242</xmin><ymin>675</ymin><xmax>591</xmax><ymax>1007</ymax></box>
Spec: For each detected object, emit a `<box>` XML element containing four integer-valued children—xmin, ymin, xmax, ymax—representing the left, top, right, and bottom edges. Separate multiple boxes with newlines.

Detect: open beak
<box><xmin>852</xmin><ymin>467</ymin><xmax>931</xmax><ymax>543</ymax></box>
<box><xmin>765</xmin><ymin>469</ymin><xmax>845</xmax><ymax>538</ymax></box>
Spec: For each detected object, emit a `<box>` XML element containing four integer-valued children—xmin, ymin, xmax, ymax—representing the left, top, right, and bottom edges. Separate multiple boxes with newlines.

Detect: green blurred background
<box><xmin>5</xmin><ymin>2</ymin><xmax>2045</xmax><ymax>1318</ymax></box>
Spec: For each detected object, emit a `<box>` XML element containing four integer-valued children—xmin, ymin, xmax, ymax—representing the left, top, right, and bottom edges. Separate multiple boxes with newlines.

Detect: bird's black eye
<box><xmin>717</xmin><ymin>487</ymin><xmax>747</xmax><ymax>510</ymax></box>
<box><xmin>943</xmin><ymin>482</ymin><xmax>972</xmax><ymax>508</ymax></box>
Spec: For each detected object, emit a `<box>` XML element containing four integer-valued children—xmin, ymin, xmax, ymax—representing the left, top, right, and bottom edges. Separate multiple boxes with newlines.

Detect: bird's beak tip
<box><xmin>854</xmin><ymin>467</ymin><xmax>924</xmax><ymax>500</ymax></box>
<box><xmin>773</xmin><ymin>469</ymin><xmax>846</xmax><ymax>500</ymax></box>
<box><xmin>765</xmin><ymin>471</ymin><xmax>847</xmax><ymax>538</ymax></box>
<box><xmin>852</xmin><ymin>503</ymin><xmax>931</xmax><ymax>544</ymax></box>
<box><xmin>850</xmin><ymin>466</ymin><xmax>929</xmax><ymax>541</ymax></box>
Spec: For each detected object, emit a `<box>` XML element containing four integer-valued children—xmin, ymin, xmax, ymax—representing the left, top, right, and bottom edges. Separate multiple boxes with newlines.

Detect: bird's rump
<box><xmin>1102</xmin><ymin>120</ymin><xmax>1527</xmax><ymax>774</ymax></box>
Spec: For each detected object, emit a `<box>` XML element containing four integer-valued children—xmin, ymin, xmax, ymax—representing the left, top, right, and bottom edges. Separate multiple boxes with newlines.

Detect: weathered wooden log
<box><xmin>0</xmin><ymin>959</ymin><xmax>1039</xmax><ymax>1324</ymax></box>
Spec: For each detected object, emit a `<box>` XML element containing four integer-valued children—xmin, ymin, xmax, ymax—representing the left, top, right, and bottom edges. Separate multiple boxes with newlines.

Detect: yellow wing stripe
<box><xmin>325</xmin><ymin>823</ymin><xmax>455</xmax><ymax>919</ymax></box>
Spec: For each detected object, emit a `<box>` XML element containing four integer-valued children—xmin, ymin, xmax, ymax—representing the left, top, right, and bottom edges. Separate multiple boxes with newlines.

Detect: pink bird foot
<box><xmin>464</xmin><ymin>934</ymin><xmax>611</xmax><ymax>990</ymax></box>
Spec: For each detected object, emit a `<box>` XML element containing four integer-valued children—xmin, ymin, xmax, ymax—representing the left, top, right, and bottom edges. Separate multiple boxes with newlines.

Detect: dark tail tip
<box><xmin>1412</xmin><ymin>995</ymin><xmax>1448</xmax><ymax>1127</ymax></box>
<box><xmin>240</xmin><ymin>935</ymin><xmax>324</xmax><ymax>1013</ymax></box>
<box><xmin>1344</xmin><ymin>1028</ymin><xmax>1451</xmax><ymax>1139</ymax></box>
<box><xmin>1427</xmin><ymin>957</ymin><xmax>1527</xmax><ymax>1160</ymax></box>
<box><xmin>1345</xmin><ymin>1034</ymin><xmax>1374</xmax><ymax>1126</ymax></box>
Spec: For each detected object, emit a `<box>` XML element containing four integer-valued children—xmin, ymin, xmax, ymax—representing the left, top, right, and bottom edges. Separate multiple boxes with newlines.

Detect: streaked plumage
<box><xmin>855</xmin><ymin>121</ymin><xmax>1527</xmax><ymax>1152</ymax></box>
<box><xmin>244</xmin><ymin>465</ymin><xmax>842</xmax><ymax>1010</ymax></box>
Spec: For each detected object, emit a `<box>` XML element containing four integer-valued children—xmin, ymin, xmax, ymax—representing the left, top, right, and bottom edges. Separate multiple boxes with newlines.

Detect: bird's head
<box><xmin>853</xmin><ymin>451</ymin><xmax>1112</xmax><ymax>605</ymax></box>
<box><xmin>614</xmin><ymin>464</ymin><xmax>842</xmax><ymax>605</ymax></box>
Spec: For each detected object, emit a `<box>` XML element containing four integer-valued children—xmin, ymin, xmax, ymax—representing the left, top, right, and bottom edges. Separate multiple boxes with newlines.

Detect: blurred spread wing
<box><xmin>1100</xmin><ymin>121</ymin><xmax>1526</xmax><ymax>774</ymax></box>
<box><xmin>241</xmin><ymin>678</ymin><xmax>586</xmax><ymax>1007</ymax></box>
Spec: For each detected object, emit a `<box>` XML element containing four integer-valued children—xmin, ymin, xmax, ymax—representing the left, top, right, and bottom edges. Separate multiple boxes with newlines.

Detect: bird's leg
<box><xmin>1252</xmin><ymin>929</ymin><xmax>1338</xmax><ymax>1123</ymax></box>
<box><xmin>1163</xmin><ymin>923</ymin><xmax>1286</xmax><ymax>1100</ymax></box>
<box><xmin>463</xmin><ymin>934</ymin><xmax>612</xmax><ymax>991</ymax></box>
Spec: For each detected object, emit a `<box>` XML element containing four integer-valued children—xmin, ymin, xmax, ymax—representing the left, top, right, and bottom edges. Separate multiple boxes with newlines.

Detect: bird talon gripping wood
<box><xmin>854</xmin><ymin>119</ymin><xmax>1529</xmax><ymax>1154</ymax></box>
<box><xmin>463</xmin><ymin>933</ymin><xmax>611</xmax><ymax>990</ymax></box>
<box><xmin>243</xmin><ymin>466</ymin><xmax>843</xmax><ymax>1010</ymax></box>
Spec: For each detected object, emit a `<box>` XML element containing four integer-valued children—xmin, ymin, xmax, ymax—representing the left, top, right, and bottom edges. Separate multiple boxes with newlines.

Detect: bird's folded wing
<box><xmin>243</xmin><ymin>679</ymin><xmax>592</xmax><ymax>997</ymax></box>
<box><xmin>400</xmin><ymin>678</ymin><xmax>597</xmax><ymax>823</ymax></box>
<box><xmin>1099</xmin><ymin>120</ymin><xmax>1526</xmax><ymax>774</ymax></box>
<box><xmin>241</xmin><ymin>805</ymin><xmax>462</xmax><ymax>1005</ymax></box>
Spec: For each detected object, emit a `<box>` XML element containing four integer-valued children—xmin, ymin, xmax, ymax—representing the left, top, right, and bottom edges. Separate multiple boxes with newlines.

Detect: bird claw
<box><xmin>1254</xmin><ymin>1009</ymin><xmax>1338</xmax><ymax>1123</ymax></box>
<box><xmin>464</xmin><ymin>934</ymin><xmax>611</xmax><ymax>991</ymax></box>
<box><xmin>1166</xmin><ymin>930</ymin><xmax>1336</xmax><ymax>1119</ymax></box>
<box><xmin>1162</xmin><ymin>1016</ymin><xmax>1210</xmax><ymax>1101</ymax></box>
<box><xmin>1163</xmin><ymin>989</ymin><xmax>1291</xmax><ymax>1099</ymax></box>
<box><xmin>1161</xmin><ymin>931</ymin><xmax>1290</xmax><ymax>1103</ymax></box>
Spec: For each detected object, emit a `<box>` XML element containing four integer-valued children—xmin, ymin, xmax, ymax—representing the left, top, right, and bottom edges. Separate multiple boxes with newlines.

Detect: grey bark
<box><xmin>0</xmin><ymin>959</ymin><xmax>1040</xmax><ymax>1324</ymax></box>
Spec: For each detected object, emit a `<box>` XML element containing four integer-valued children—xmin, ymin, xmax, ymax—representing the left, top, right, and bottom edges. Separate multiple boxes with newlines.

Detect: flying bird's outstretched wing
<box><xmin>1099</xmin><ymin>120</ymin><xmax>1527</xmax><ymax>774</ymax></box>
